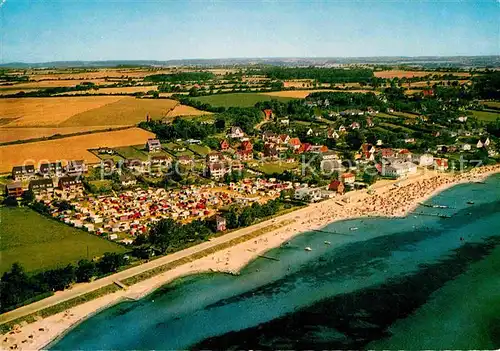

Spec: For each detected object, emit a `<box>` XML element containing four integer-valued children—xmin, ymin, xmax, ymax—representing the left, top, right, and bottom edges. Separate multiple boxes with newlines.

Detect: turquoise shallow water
<box><xmin>51</xmin><ymin>174</ymin><xmax>500</xmax><ymax>350</ymax></box>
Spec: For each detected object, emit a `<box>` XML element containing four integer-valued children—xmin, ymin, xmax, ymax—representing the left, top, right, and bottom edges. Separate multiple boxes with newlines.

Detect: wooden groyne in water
<box><xmin>312</xmin><ymin>229</ymin><xmax>355</xmax><ymax>236</ymax></box>
<box><xmin>411</xmin><ymin>211</ymin><xmax>452</xmax><ymax>218</ymax></box>
<box><xmin>257</xmin><ymin>254</ymin><xmax>280</xmax><ymax>261</ymax></box>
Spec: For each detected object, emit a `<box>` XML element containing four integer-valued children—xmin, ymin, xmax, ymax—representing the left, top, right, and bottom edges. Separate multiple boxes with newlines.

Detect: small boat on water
<box><xmin>324</xmin><ymin>241</ymin><xmax>331</xmax><ymax>245</ymax></box>
<box><xmin>349</xmin><ymin>227</ymin><xmax>358</xmax><ymax>231</ymax></box>
<box><xmin>304</xmin><ymin>247</ymin><xmax>312</xmax><ymax>251</ymax></box>
<box><xmin>432</xmin><ymin>205</ymin><xmax>448</xmax><ymax>209</ymax></box>
<box><xmin>467</xmin><ymin>201</ymin><xmax>475</xmax><ymax>205</ymax></box>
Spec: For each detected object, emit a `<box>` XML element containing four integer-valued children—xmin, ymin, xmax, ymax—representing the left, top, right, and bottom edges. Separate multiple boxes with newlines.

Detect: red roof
<box><xmin>328</xmin><ymin>180</ymin><xmax>343</xmax><ymax>191</ymax></box>
<box><xmin>289</xmin><ymin>137</ymin><xmax>301</xmax><ymax>146</ymax></box>
<box><xmin>263</xmin><ymin>109</ymin><xmax>273</xmax><ymax>118</ymax></box>
<box><xmin>435</xmin><ymin>158</ymin><xmax>449</xmax><ymax>168</ymax></box>
<box><xmin>399</xmin><ymin>149</ymin><xmax>411</xmax><ymax>154</ymax></box>
<box><xmin>241</xmin><ymin>140</ymin><xmax>253</xmax><ymax>151</ymax></box>
<box><xmin>342</xmin><ymin>173</ymin><xmax>355</xmax><ymax>179</ymax></box>
<box><xmin>380</xmin><ymin>148</ymin><xmax>394</xmax><ymax>157</ymax></box>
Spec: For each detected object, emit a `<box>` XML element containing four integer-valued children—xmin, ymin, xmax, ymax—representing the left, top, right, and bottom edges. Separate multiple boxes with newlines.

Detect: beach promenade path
<box><xmin>0</xmin><ymin>199</ymin><xmax>320</xmax><ymax>325</ymax></box>
<box><xmin>0</xmin><ymin>170</ymin><xmax>429</xmax><ymax>326</ymax></box>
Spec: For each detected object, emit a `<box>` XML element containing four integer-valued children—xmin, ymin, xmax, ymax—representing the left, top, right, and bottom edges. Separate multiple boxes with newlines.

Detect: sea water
<box><xmin>51</xmin><ymin>174</ymin><xmax>500</xmax><ymax>350</ymax></box>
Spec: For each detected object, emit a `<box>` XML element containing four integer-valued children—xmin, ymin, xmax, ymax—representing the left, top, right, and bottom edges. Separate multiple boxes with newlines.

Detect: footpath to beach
<box><xmin>2</xmin><ymin>165</ymin><xmax>500</xmax><ymax>350</ymax></box>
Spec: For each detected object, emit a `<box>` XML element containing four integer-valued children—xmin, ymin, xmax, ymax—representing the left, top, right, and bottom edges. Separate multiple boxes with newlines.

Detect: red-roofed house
<box><xmin>380</xmin><ymin>148</ymin><xmax>395</xmax><ymax>158</ymax></box>
<box><xmin>278</xmin><ymin>134</ymin><xmax>290</xmax><ymax>144</ymax></box>
<box><xmin>220</xmin><ymin>139</ymin><xmax>230</xmax><ymax>151</ymax></box>
<box><xmin>288</xmin><ymin>137</ymin><xmax>301</xmax><ymax>151</ymax></box>
<box><xmin>434</xmin><ymin>158</ymin><xmax>449</xmax><ymax>171</ymax></box>
<box><xmin>328</xmin><ymin>180</ymin><xmax>345</xmax><ymax>194</ymax></box>
<box><xmin>240</xmin><ymin>140</ymin><xmax>253</xmax><ymax>152</ymax></box>
<box><xmin>341</xmin><ymin>173</ymin><xmax>356</xmax><ymax>185</ymax></box>
<box><xmin>263</xmin><ymin>109</ymin><xmax>273</xmax><ymax>120</ymax></box>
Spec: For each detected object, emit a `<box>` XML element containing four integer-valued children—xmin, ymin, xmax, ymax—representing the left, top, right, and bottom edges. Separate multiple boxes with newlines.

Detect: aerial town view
<box><xmin>0</xmin><ymin>0</ymin><xmax>499</xmax><ymax>350</ymax></box>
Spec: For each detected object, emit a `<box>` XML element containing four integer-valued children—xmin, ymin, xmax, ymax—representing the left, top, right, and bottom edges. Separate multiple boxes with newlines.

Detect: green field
<box><xmin>250</xmin><ymin>161</ymin><xmax>299</xmax><ymax>175</ymax></box>
<box><xmin>481</xmin><ymin>101</ymin><xmax>500</xmax><ymax>109</ymax></box>
<box><xmin>114</xmin><ymin>145</ymin><xmax>149</xmax><ymax>160</ymax></box>
<box><xmin>0</xmin><ymin>207</ymin><xmax>127</xmax><ymax>274</ymax></box>
<box><xmin>192</xmin><ymin>93</ymin><xmax>296</xmax><ymax>108</ymax></box>
<box><xmin>162</xmin><ymin>142</ymin><xmax>195</xmax><ymax>157</ymax></box>
<box><xmin>468</xmin><ymin>110</ymin><xmax>499</xmax><ymax>122</ymax></box>
<box><xmin>188</xmin><ymin>144</ymin><xmax>212</xmax><ymax>156</ymax></box>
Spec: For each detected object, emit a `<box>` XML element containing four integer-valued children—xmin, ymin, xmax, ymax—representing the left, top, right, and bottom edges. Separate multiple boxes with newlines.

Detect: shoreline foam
<box><xmin>2</xmin><ymin>166</ymin><xmax>500</xmax><ymax>351</ymax></box>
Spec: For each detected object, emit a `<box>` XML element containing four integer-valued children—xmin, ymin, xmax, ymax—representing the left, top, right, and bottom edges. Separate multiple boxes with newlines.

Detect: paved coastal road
<box><xmin>0</xmin><ymin>171</ymin><xmax>427</xmax><ymax>325</ymax></box>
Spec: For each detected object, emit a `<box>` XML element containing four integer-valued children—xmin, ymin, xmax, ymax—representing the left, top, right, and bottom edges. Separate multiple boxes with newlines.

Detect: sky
<box><xmin>1</xmin><ymin>0</ymin><xmax>499</xmax><ymax>63</ymax></box>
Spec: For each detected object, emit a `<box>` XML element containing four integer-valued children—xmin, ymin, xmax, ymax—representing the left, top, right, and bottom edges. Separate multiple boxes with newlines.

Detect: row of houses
<box><xmin>11</xmin><ymin>160</ymin><xmax>87</xmax><ymax>181</ymax></box>
<box><xmin>5</xmin><ymin>176</ymin><xmax>84</xmax><ymax>197</ymax></box>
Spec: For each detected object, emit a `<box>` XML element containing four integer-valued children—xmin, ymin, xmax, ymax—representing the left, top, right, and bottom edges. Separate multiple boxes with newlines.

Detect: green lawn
<box><xmin>0</xmin><ymin>207</ymin><xmax>127</xmax><ymax>274</ymax></box>
<box><xmin>188</xmin><ymin>144</ymin><xmax>212</xmax><ymax>156</ymax></box>
<box><xmin>379</xmin><ymin>122</ymin><xmax>414</xmax><ymax>133</ymax></box>
<box><xmin>113</xmin><ymin>145</ymin><xmax>149</xmax><ymax>160</ymax></box>
<box><xmin>162</xmin><ymin>142</ymin><xmax>195</xmax><ymax>157</ymax></box>
<box><xmin>250</xmin><ymin>161</ymin><xmax>299</xmax><ymax>175</ymax></box>
<box><xmin>468</xmin><ymin>110</ymin><xmax>499</xmax><ymax>122</ymax></box>
<box><xmin>192</xmin><ymin>93</ymin><xmax>296</xmax><ymax>108</ymax></box>
<box><xmin>389</xmin><ymin>111</ymin><xmax>421</xmax><ymax>119</ymax></box>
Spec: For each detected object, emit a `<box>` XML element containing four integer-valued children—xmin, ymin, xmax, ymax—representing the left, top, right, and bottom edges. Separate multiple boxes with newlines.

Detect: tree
<box><xmin>225</xmin><ymin>208</ymin><xmax>239</xmax><ymax>229</ymax></box>
<box><xmin>22</xmin><ymin>189</ymin><xmax>35</xmax><ymax>204</ymax></box>
<box><xmin>133</xmin><ymin>233</ymin><xmax>148</xmax><ymax>246</ymax></box>
<box><xmin>363</xmin><ymin>167</ymin><xmax>379</xmax><ymax>185</ymax></box>
<box><xmin>239</xmin><ymin>207</ymin><xmax>254</xmax><ymax>227</ymax></box>
<box><xmin>2</xmin><ymin>196</ymin><xmax>18</xmax><ymax>207</ymax></box>
<box><xmin>148</xmin><ymin>218</ymin><xmax>181</xmax><ymax>253</ymax></box>
<box><xmin>98</xmin><ymin>253</ymin><xmax>126</xmax><ymax>274</ymax></box>
<box><xmin>76</xmin><ymin>259</ymin><xmax>97</xmax><ymax>282</ymax></box>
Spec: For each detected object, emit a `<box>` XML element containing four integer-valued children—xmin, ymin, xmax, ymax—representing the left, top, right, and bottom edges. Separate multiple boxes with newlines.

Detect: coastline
<box><xmin>2</xmin><ymin>165</ymin><xmax>500</xmax><ymax>351</ymax></box>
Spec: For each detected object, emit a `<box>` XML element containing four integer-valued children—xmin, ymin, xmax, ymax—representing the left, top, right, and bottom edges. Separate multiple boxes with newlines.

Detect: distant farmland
<box><xmin>192</xmin><ymin>93</ymin><xmax>296</xmax><ymax>108</ymax></box>
<box><xmin>0</xmin><ymin>127</ymin><xmax>155</xmax><ymax>173</ymax></box>
<box><xmin>374</xmin><ymin>70</ymin><xmax>471</xmax><ymax>79</ymax></box>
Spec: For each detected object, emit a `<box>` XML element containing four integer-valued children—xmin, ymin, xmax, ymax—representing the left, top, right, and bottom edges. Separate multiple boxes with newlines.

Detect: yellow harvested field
<box><xmin>57</xmin><ymin>85</ymin><xmax>158</xmax><ymax>95</ymax></box>
<box><xmin>166</xmin><ymin>104</ymin><xmax>212</xmax><ymax>117</ymax></box>
<box><xmin>374</xmin><ymin>70</ymin><xmax>470</xmax><ymax>79</ymax></box>
<box><xmin>0</xmin><ymin>79</ymin><xmax>108</xmax><ymax>90</ymax></box>
<box><xmin>262</xmin><ymin>89</ymin><xmax>377</xmax><ymax>98</ymax></box>
<box><xmin>0</xmin><ymin>126</ymin><xmax>129</xmax><ymax>143</ymax></box>
<box><xmin>0</xmin><ymin>96</ymin><xmax>125</xmax><ymax>127</ymax></box>
<box><xmin>0</xmin><ymin>128</ymin><xmax>155</xmax><ymax>173</ymax></box>
<box><xmin>59</xmin><ymin>97</ymin><xmax>179</xmax><ymax>126</ymax></box>
<box><xmin>27</xmin><ymin>69</ymin><xmax>175</xmax><ymax>80</ymax></box>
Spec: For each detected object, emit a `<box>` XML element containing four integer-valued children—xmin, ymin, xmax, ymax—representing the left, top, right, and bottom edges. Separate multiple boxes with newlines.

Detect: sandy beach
<box><xmin>2</xmin><ymin>165</ymin><xmax>500</xmax><ymax>351</ymax></box>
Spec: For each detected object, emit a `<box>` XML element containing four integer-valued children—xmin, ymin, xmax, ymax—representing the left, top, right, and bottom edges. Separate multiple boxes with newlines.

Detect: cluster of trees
<box><xmin>146</xmin><ymin>218</ymin><xmax>212</xmax><ymax>253</ymax></box>
<box><xmin>139</xmin><ymin>118</ymin><xmax>218</xmax><ymax>141</ymax></box>
<box><xmin>144</xmin><ymin>72</ymin><xmax>215</xmax><ymax>83</ymax></box>
<box><xmin>473</xmin><ymin>71</ymin><xmax>500</xmax><ymax>100</ymax></box>
<box><xmin>223</xmin><ymin>198</ymin><xmax>283</xmax><ymax>229</ymax></box>
<box><xmin>4</xmin><ymin>82</ymin><xmax>97</xmax><ymax>98</ymax></box>
<box><xmin>254</xmin><ymin>67</ymin><xmax>374</xmax><ymax>83</ymax></box>
<box><xmin>0</xmin><ymin>253</ymin><xmax>128</xmax><ymax>313</ymax></box>
<box><xmin>307</xmin><ymin>91</ymin><xmax>386</xmax><ymax>110</ymax></box>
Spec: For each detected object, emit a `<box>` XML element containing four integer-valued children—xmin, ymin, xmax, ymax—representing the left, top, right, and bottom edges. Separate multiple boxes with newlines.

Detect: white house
<box><xmin>381</xmin><ymin>161</ymin><xmax>417</xmax><ymax>178</ymax></box>
<box><xmin>477</xmin><ymin>137</ymin><xmax>491</xmax><ymax>149</ymax></box>
<box><xmin>228</xmin><ymin>126</ymin><xmax>245</xmax><ymax>139</ymax></box>
<box><xmin>462</xmin><ymin>143</ymin><xmax>472</xmax><ymax>151</ymax></box>
<box><xmin>294</xmin><ymin>187</ymin><xmax>322</xmax><ymax>203</ymax></box>
<box><xmin>412</xmin><ymin>153</ymin><xmax>434</xmax><ymax>167</ymax></box>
